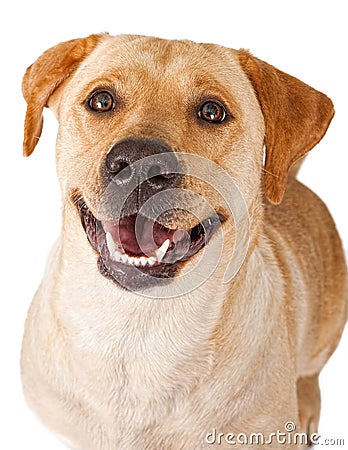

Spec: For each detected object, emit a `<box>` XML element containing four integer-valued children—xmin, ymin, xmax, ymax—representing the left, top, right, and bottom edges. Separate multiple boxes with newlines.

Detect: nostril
<box><xmin>106</xmin><ymin>157</ymin><xmax>133</xmax><ymax>181</ymax></box>
<box><xmin>146</xmin><ymin>164</ymin><xmax>177</xmax><ymax>189</ymax></box>
<box><xmin>147</xmin><ymin>164</ymin><xmax>165</xmax><ymax>180</ymax></box>
<box><xmin>107</xmin><ymin>159</ymin><xmax>127</xmax><ymax>174</ymax></box>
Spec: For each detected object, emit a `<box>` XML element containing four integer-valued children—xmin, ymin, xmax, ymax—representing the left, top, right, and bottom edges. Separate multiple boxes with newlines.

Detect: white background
<box><xmin>1</xmin><ymin>0</ymin><xmax>347</xmax><ymax>448</ymax></box>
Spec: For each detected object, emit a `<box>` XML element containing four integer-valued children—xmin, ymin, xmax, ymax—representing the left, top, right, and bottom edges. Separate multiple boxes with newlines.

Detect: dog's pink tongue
<box><xmin>103</xmin><ymin>215</ymin><xmax>177</xmax><ymax>255</ymax></box>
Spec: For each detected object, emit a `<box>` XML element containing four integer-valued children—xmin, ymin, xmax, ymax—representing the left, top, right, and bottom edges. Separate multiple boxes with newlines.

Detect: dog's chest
<box><xmin>65</xmin><ymin>337</ymin><xmax>215</xmax><ymax>448</ymax></box>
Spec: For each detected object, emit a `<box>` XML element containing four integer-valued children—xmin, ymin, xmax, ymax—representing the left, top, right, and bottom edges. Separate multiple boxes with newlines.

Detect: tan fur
<box><xmin>21</xmin><ymin>34</ymin><xmax>347</xmax><ymax>450</ymax></box>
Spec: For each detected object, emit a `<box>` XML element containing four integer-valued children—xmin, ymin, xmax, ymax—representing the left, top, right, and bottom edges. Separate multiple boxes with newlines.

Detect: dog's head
<box><xmin>22</xmin><ymin>34</ymin><xmax>333</xmax><ymax>293</ymax></box>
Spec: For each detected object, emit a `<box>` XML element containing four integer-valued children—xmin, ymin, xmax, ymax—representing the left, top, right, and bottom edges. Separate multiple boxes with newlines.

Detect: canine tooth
<box><xmin>128</xmin><ymin>256</ymin><xmax>135</xmax><ymax>265</ymax></box>
<box><xmin>140</xmin><ymin>256</ymin><xmax>147</xmax><ymax>266</ymax></box>
<box><xmin>121</xmin><ymin>254</ymin><xmax>128</xmax><ymax>264</ymax></box>
<box><xmin>155</xmin><ymin>239</ymin><xmax>170</xmax><ymax>262</ymax></box>
<box><xmin>106</xmin><ymin>232</ymin><xmax>116</xmax><ymax>255</ymax></box>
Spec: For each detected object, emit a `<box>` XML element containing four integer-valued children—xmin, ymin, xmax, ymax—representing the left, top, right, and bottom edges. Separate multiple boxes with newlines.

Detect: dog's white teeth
<box><xmin>106</xmin><ymin>234</ymin><xmax>171</xmax><ymax>267</ymax></box>
<box><xmin>106</xmin><ymin>232</ymin><xmax>116</xmax><ymax>255</ymax></box>
<box><xmin>133</xmin><ymin>257</ymin><xmax>141</xmax><ymax>266</ymax></box>
<box><xmin>148</xmin><ymin>257</ymin><xmax>156</xmax><ymax>266</ymax></box>
<box><xmin>109</xmin><ymin>248</ymin><xmax>156</xmax><ymax>267</ymax></box>
<box><xmin>155</xmin><ymin>239</ymin><xmax>171</xmax><ymax>262</ymax></box>
<box><xmin>140</xmin><ymin>256</ymin><xmax>147</xmax><ymax>266</ymax></box>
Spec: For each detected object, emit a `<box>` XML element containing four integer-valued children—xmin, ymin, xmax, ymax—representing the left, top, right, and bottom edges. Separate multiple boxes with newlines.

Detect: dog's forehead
<box><xmin>74</xmin><ymin>34</ymin><xmax>245</xmax><ymax>89</ymax></box>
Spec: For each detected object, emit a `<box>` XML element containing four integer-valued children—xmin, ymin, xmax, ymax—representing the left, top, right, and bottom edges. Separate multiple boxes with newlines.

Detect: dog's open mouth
<box><xmin>74</xmin><ymin>196</ymin><xmax>224</xmax><ymax>290</ymax></box>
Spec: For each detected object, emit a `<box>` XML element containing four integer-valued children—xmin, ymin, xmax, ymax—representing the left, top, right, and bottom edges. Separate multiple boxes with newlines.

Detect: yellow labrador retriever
<box><xmin>21</xmin><ymin>34</ymin><xmax>347</xmax><ymax>449</ymax></box>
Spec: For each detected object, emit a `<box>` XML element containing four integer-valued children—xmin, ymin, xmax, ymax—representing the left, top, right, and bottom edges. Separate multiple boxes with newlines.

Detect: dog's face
<box><xmin>52</xmin><ymin>36</ymin><xmax>265</xmax><ymax>292</ymax></box>
<box><xmin>22</xmin><ymin>34</ymin><xmax>334</xmax><ymax>294</ymax></box>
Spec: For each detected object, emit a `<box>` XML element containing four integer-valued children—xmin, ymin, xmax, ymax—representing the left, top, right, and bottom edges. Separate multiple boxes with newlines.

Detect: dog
<box><xmin>21</xmin><ymin>33</ymin><xmax>347</xmax><ymax>449</ymax></box>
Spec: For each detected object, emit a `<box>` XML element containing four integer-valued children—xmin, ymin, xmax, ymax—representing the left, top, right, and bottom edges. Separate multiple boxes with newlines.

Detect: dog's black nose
<box><xmin>105</xmin><ymin>138</ymin><xmax>180</xmax><ymax>190</ymax></box>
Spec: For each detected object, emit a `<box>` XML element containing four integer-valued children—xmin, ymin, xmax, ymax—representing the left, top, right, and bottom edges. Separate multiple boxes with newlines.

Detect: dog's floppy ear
<box><xmin>238</xmin><ymin>50</ymin><xmax>334</xmax><ymax>204</ymax></box>
<box><xmin>22</xmin><ymin>34</ymin><xmax>104</xmax><ymax>157</ymax></box>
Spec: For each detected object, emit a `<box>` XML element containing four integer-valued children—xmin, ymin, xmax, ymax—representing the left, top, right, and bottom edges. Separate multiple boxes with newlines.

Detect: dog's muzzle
<box><xmin>74</xmin><ymin>138</ymin><xmax>224</xmax><ymax>292</ymax></box>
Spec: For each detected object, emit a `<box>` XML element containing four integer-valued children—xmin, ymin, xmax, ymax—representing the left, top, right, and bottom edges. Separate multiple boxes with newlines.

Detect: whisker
<box><xmin>261</xmin><ymin>168</ymin><xmax>278</xmax><ymax>178</ymax></box>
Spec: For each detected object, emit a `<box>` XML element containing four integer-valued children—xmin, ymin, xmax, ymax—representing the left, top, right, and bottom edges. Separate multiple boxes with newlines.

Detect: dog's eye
<box><xmin>88</xmin><ymin>90</ymin><xmax>115</xmax><ymax>112</ymax></box>
<box><xmin>198</xmin><ymin>100</ymin><xmax>227</xmax><ymax>123</ymax></box>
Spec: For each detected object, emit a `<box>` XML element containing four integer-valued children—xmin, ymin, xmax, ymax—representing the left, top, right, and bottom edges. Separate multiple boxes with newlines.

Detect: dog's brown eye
<box><xmin>88</xmin><ymin>91</ymin><xmax>115</xmax><ymax>112</ymax></box>
<box><xmin>198</xmin><ymin>100</ymin><xmax>227</xmax><ymax>123</ymax></box>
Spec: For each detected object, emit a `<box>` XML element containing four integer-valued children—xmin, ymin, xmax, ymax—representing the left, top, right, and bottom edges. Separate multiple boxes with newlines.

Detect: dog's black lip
<box><xmin>73</xmin><ymin>194</ymin><xmax>224</xmax><ymax>291</ymax></box>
